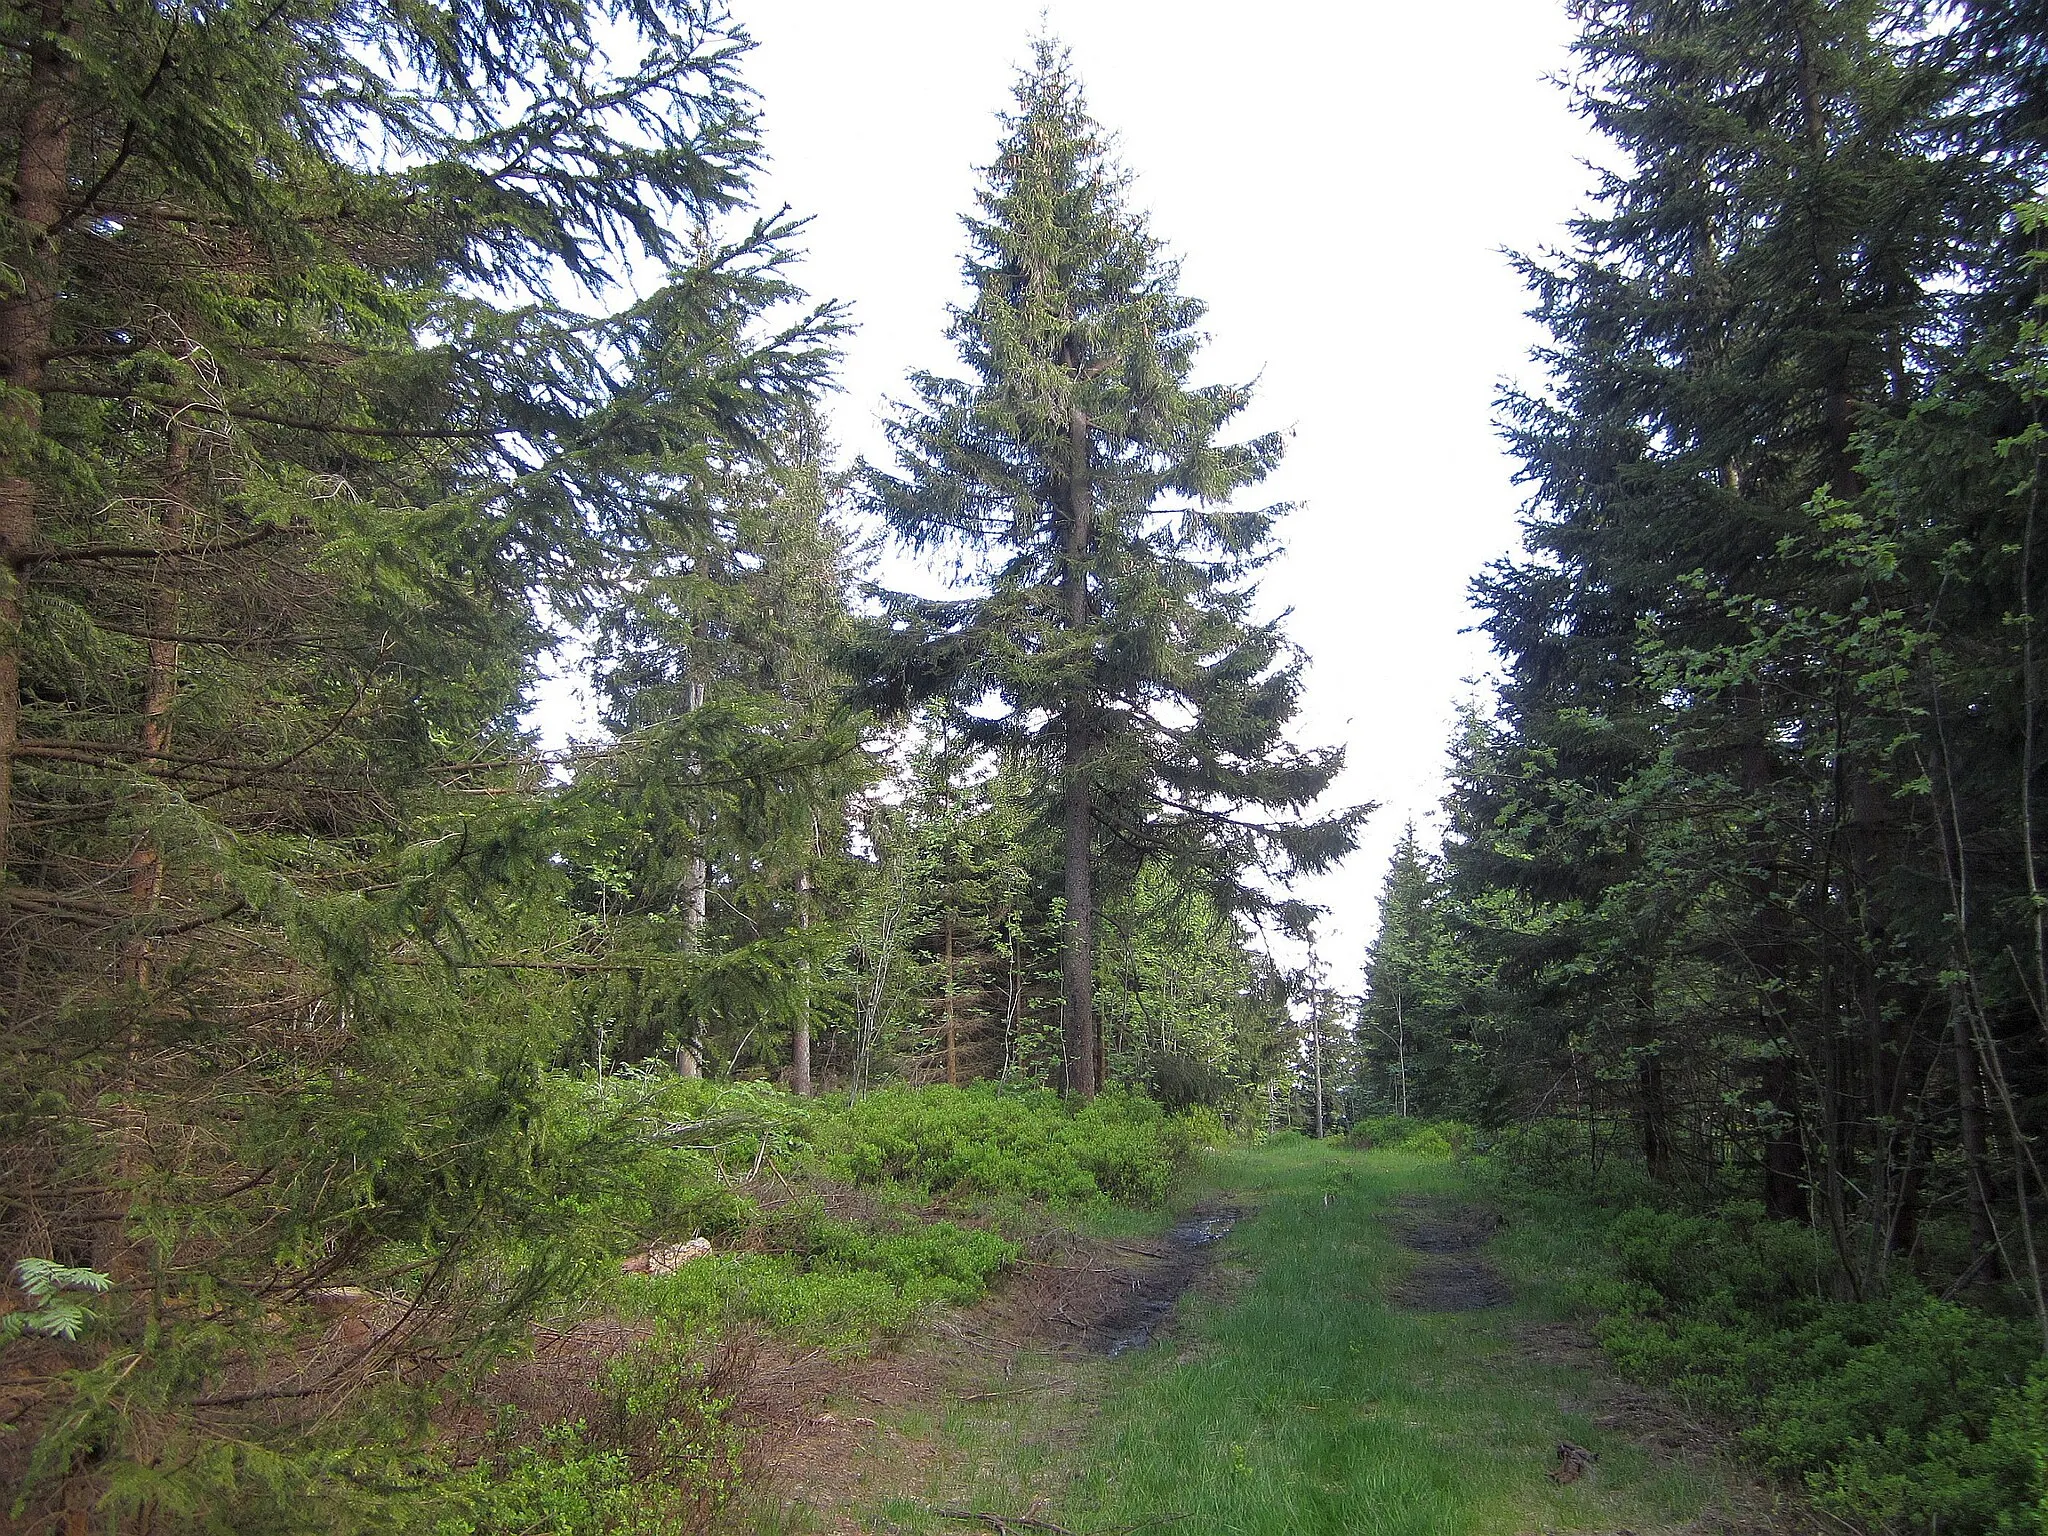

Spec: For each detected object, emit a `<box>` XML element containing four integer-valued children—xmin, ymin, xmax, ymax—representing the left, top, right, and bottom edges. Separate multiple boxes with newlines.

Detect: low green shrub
<box><xmin>622</xmin><ymin>1203</ymin><xmax>1017</xmax><ymax>1356</ymax></box>
<box><xmin>807</xmin><ymin>1083</ymin><xmax>1198</xmax><ymax>1206</ymax></box>
<box><xmin>1485</xmin><ymin>1117</ymin><xmax>1590</xmax><ymax>1185</ymax></box>
<box><xmin>444</xmin><ymin>1424</ymin><xmax>646</xmax><ymax>1535</ymax></box>
<box><xmin>1345</xmin><ymin>1115</ymin><xmax>1471</xmax><ymax>1157</ymax></box>
<box><xmin>445</xmin><ymin>1324</ymin><xmax>745</xmax><ymax>1536</ymax></box>
<box><xmin>1172</xmin><ymin>1104</ymin><xmax>1233</xmax><ymax>1152</ymax></box>
<box><xmin>757</xmin><ymin>1197</ymin><xmax>1018</xmax><ymax>1303</ymax></box>
<box><xmin>1578</xmin><ymin>1198</ymin><xmax>2048</xmax><ymax>1534</ymax></box>
<box><xmin>1603</xmin><ymin>1200</ymin><xmax>1829</xmax><ymax>1319</ymax></box>
<box><xmin>1479</xmin><ymin>1117</ymin><xmax>1664</xmax><ymax>1208</ymax></box>
<box><xmin>444</xmin><ymin>1421</ymin><xmax>702</xmax><ymax>1536</ymax></box>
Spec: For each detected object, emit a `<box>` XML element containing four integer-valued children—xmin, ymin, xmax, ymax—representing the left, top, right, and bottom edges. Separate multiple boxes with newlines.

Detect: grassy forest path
<box><xmin>765</xmin><ymin>1141</ymin><xmax>1809</xmax><ymax>1536</ymax></box>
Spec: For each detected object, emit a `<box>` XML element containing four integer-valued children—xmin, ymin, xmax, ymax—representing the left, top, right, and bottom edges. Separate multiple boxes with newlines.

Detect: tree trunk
<box><xmin>1393</xmin><ymin>993</ymin><xmax>1408</xmax><ymax>1117</ymax></box>
<box><xmin>677</xmin><ymin>676</ymin><xmax>706</xmax><ymax>1078</ymax></box>
<box><xmin>944</xmin><ymin>906</ymin><xmax>958</xmax><ymax>1087</ymax></box>
<box><xmin>1060</xmin><ymin>403</ymin><xmax>1098</xmax><ymax>1098</ymax></box>
<box><xmin>1635</xmin><ymin>968</ymin><xmax>1672</xmax><ymax>1182</ymax></box>
<box><xmin>1062</xmin><ymin>734</ymin><xmax>1096</xmax><ymax>1097</ymax></box>
<box><xmin>1951</xmin><ymin>994</ymin><xmax>2001</xmax><ymax>1279</ymax></box>
<box><xmin>0</xmin><ymin>0</ymin><xmax>78</xmax><ymax>882</ymax></box>
<box><xmin>1639</xmin><ymin>1051</ymin><xmax>1673</xmax><ymax>1183</ymax></box>
<box><xmin>793</xmin><ymin>868</ymin><xmax>813</xmax><ymax>1096</ymax></box>
<box><xmin>1733</xmin><ymin>680</ymin><xmax>1808</xmax><ymax>1221</ymax></box>
<box><xmin>101</xmin><ymin>428</ymin><xmax>188</xmax><ymax>1289</ymax></box>
<box><xmin>120</xmin><ymin>428</ymin><xmax>190</xmax><ymax>989</ymax></box>
<box><xmin>1761</xmin><ymin>1051</ymin><xmax>1807</xmax><ymax>1221</ymax></box>
<box><xmin>1312</xmin><ymin>993</ymin><xmax>1326</xmax><ymax>1139</ymax></box>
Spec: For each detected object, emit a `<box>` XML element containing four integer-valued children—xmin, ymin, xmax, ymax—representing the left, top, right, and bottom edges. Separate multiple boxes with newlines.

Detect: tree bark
<box><xmin>944</xmin><ymin>905</ymin><xmax>958</xmax><ymax>1087</ymax></box>
<box><xmin>1634</xmin><ymin>967</ymin><xmax>1672</xmax><ymax>1182</ymax></box>
<box><xmin>793</xmin><ymin>868</ymin><xmax>813</xmax><ymax>1096</ymax></box>
<box><xmin>1732</xmin><ymin>679</ymin><xmax>1809</xmax><ymax>1220</ymax></box>
<box><xmin>0</xmin><ymin>0</ymin><xmax>78</xmax><ymax>881</ymax></box>
<box><xmin>1639</xmin><ymin>1052</ymin><xmax>1672</xmax><ymax>1183</ymax></box>
<box><xmin>1951</xmin><ymin>995</ymin><xmax>2001</xmax><ymax>1277</ymax></box>
<box><xmin>1060</xmin><ymin>402</ymin><xmax>1098</xmax><ymax>1098</ymax></box>
<box><xmin>1312</xmin><ymin>990</ymin><xmax>1326</xmax><ymax>1139</ymax></box>
<box><xmin>120</xmin><ymin>427</ymin><xmax>190</xmax><ymax>989</ymax></box>
<box><xmin>1760</xmin><ymin>1050</ymin><xmax>1807</xmax><ymax>1221</ymax></box>
<box><xmin>677</xmin><ymin>676</ymin><xmax>706</xmax><ymax>1078</ymax></box>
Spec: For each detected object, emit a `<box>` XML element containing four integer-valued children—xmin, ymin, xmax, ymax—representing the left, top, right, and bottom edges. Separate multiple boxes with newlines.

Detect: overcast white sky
<box><xmin>711</xmin><ymin>1</ymin><xmax>1603</xmax><ymax>988</ymax></box>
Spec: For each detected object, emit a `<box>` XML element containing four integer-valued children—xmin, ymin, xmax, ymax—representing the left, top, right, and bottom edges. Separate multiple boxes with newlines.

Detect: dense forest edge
<box><xmin>4</xmin><ymin>0</ymin><xmax>2048</xmax><ymax>1532</ymax></box>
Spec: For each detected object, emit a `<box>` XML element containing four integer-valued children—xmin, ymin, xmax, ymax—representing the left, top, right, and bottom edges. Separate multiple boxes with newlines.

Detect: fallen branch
<box><xmin>957</xmin><ymin>1381</ymin><xmax>1053</xmax><ymax>1402</ymax></box>
<box><xmin>1015</xmin><ymin>1259</ymin><xmax>1124</xmax><ymax>1274</ymax></box>
<box><xmin>929</xmin><ymin>1510</ymin><xmax>1185</xmax><ymax>1536</ymax></box>
<box><xmin>931</xmin><ymin>1509</ymin><xmax>1074</xmax><ymax>1535</ymax></box>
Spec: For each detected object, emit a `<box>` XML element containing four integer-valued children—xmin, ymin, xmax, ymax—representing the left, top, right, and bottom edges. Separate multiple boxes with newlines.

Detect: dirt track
<box><xmin>737</xmin><ymin>1203</ymin><xmax>1241</xmax><ymax>1524</ymax></box>
<box><xmin>1385</xmin><ymin>1194</ymin><xmax>1514</xmax><ymax>1312</ymax></box>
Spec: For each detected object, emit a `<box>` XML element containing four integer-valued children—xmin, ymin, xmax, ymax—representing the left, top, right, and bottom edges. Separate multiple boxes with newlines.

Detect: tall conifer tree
<box><xmin>1444</xmin><ymin>0</ymin><xmax>2048</xmax><ymax>1305</ymax></box>
<box><xmin>861</xmin><ymin>41</ymin><xmax>1360</xmax><ymax>1096</ymax></box>
<box><xmin>0</xmin><ymin>0</ymin><xmax>840</xmax><ymax>1518</ymax></box>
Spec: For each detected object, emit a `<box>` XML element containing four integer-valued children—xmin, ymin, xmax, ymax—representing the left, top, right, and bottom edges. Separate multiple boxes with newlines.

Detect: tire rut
<box><xmin>1384</xmin><ymin>1194</ymin><xmax>1513</xmax><ymax>1312</ymax></box>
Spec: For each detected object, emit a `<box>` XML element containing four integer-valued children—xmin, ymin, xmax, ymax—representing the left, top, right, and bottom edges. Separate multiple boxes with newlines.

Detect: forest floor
<box><xmin>734</xmin><ymin>1140</ymin><xmax>1819</xmax><ymax>1536</ymax></box>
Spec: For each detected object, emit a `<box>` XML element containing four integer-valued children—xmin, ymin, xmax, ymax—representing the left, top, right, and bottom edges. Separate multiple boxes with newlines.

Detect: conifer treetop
<box><xmin>859</xmin><ymin>36</ymin><xmax>1364</xmax><ymax>920</ymax></box>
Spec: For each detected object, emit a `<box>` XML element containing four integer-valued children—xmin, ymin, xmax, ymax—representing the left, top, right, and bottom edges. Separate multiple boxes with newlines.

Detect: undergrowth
<box><xmin>617</xmin><ymin>1206</ymin><xmax>1018</xmax><ymax>1356</ymax></box>
<box><xmin>1484</xmin><ymin>1124</ymin><xmax>2048</xmax><ymax>1536</ymax></box>
<box><xmin>1344</xmin><ymin>1114</ymin><xmax>1471</xmax><ymax>1158</ymax></box>
<box><xmin>446</xmin><ymin>1079</ymin><xmax>1206</xmax><ymax>1529</ymax></box>
<box><xmin>2</xmin><ymin>1078</ymin><xmax>1209</xmax><ymax>1533</ymax></box>
<box><xmin>808</xmin><ymin>1083</ymin><xmax>1203</xmax><ymax>1206</ymax></box>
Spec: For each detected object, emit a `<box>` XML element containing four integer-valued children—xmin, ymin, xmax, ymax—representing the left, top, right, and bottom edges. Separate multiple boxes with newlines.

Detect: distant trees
<box><xmin>582</xmin><ymin>417</ymin><xmax>873</xmax><ymax>1086</ymax></box>
<box><xmin>860</xmin><ymin>42</ymin><xmax>1361</xmax><ymax>1096</ymax></box>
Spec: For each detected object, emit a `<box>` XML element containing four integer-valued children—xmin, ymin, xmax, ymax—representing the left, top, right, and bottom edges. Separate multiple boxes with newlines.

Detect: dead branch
<box><xmin>931</xmin><ymin>1509</ymin><xmax>1075</xmax><ymax>1536</ymax></box>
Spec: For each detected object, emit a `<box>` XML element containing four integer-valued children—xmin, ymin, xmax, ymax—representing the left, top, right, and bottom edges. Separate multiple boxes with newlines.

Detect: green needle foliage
<box><xmin>858</xmin><ymin>40</ymin><xmax>1362</xmax><ymax>1097</ymax></box>
<box><xmin>1341</xmin><ymin>5</ymin><xmax>2048</xmax><ymax>1528</ymax></box>
<box><xmin>0</xmin><ymin>0</ymin><xmax>843</xmax><ymax>1523</ymax></box>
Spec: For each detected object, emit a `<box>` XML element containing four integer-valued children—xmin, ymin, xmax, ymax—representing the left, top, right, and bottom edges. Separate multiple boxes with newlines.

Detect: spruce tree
<box><xmin>1448</xmin><ymin>0</ymin><xmax>2048</xmax><ymax>1309</ymax></box>
<box><xmin>860</xmin><ymin>41</ymin><xmax>1361</xmax><ymax>1096</ymax></box>
<box><xmin>582</xmin><ymin>419</ymin><xmax>872</xmax><ymax>1084</ymax></box>
<box><xmin>0</xmin><ymin>0</ymin><xmax>840</xmax><ymax>1520</ymax></box>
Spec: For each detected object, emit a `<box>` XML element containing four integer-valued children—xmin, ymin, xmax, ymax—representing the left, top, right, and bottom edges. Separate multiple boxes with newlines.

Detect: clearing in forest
<box><xmin>756</xmin><ymin>1139</ymin><xmax>1809</xmax><ymax>1536</ymax></box>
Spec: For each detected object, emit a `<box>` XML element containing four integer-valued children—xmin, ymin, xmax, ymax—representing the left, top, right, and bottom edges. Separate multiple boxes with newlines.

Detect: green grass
<box><xmin>859</xmin><ymin>1139</ymin><xmax>1734</xmax><ymax>1536</ymax></box>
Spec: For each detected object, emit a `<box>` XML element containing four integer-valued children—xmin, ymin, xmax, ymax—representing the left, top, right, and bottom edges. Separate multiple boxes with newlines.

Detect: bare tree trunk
<box><xmin>1966</xmin><ymin>1013</ymin><xmax>2048</xmax><ymax>1346</ymax></box>
<box><xmin>793</xmin><ymin>868</ymin><xmax>813</xmax><ymax>1096</ymax></box>
<box><xmin>1062</xmin><ymin>742</ymin><xmax>1096</xmax><ymax>1097</ymax></box>
<box><xmin>1951</xmin><ymin>993</ymin><xmax>2000</xmax><ymax>1275</ymax></box>
<box><xmin>120</xmin><ymin>428</ymin><xmax>190</xmax><ymax>989</ymax></box>
<box><xmin>1635</xmin><ymin>968</ymin><xmax>1672</xmax><ymax>1182</ymax></box>
<box><xmin>1060</xmin><ymin>402</ymin><xmax>1098</xmax><ymax>1098</ymax></box>
<box><xmin>1639</xmin><ymin>1052</ymin><xmax>1673</xmax><ymax>1184</ymax></box>
<box><xmin>1732</xmin><ymin>677</ymin><xmax>1809</xmax><ymax>1221</ymax></box>
<box><xmin>99</xmin><ymin>427</ymin><xmax>190</xmax><ymax>1292</ymax></box>
<box><xmin>677</xmin><ymin>677</ymin><xmax>706</xmax><ymax>1078</ymax></box>
<box><xmin>2017</xmin><ymin>380</ymin><xmax>2048</xmax><ymax>1047</ymax></box>
<box><xmin>1761</xmin><ymin>1050</ymin><xmax>1807</xmax><ymax>1220</ymax></box>
<box><xmin>1312</xmin><ymin>990</ymin><xmax>1325</xmax><ymax>1139</ymax></box>
<box><xmin>1001</xmin><ymin>931</ymin><xmax>1020</xmax><ymax>1083</ymax></box>
<box><xmin>944</xmin><ymin>906</ymin><xmax>958</xmax><ymax>1087</ymax></box>
<box><xmin>0</xmin><ymin>0</ymin><xmax>78</xmax><ymax>881</ymax></box>
<box><xmin>1392</xmin><ymin>992</ymin><xmax>1408</xmax><ymax>1118</ymax></box>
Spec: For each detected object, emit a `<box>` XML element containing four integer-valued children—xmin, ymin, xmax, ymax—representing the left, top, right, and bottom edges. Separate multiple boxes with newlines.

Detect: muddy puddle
<box><xmin>1094</xmin><ymin>1208</ymin><xmax>1239</xmax><ymax>1356</ymax></box>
